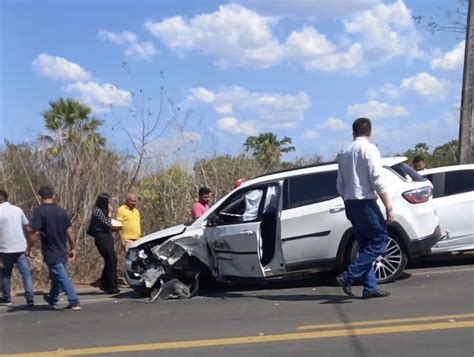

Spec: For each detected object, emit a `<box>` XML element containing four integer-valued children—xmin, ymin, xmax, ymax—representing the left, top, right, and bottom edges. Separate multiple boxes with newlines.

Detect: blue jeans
<box><xmin>344</xmin><ymin>200</ymin><xmax>388</xmax><ymax>295</ymax></box>
<box><xmin>47</xmin><ymin>262</ymin><xmax>79</xmax><ymax>305</ymax></box>
<box><xmin>1</xmin><ymin>252</ymin><xmax>34</xmax><ymax>303</ymax></box>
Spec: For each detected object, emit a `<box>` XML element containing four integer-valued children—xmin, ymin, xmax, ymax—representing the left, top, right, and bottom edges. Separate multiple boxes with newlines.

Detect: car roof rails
<box><xmin>255</xmin><ymin>161</ymin><xmax>338</xmax><ymax>178</ymax></box>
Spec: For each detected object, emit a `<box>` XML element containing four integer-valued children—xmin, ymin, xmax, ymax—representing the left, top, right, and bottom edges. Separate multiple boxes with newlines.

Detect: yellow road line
<box><xmin>2</xmin><ymin>320</ymin><xmax>473</xmax><ymax>357</ymax></box>
<box><xmin>297</xmin><ymin>312</ymin><xmax>474</xmax><ymax>330</ymax></box>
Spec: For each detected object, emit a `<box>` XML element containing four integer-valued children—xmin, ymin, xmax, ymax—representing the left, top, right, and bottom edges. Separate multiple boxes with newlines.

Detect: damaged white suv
<box><xmin>125</xmin><ymin>157</ymin><xmax>441</xmax><ymax>297</ymax></box>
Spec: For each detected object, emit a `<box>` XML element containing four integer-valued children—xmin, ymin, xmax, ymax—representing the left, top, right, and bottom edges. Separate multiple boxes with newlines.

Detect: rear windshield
<box><xmin>389</xmin><ymin>163</ymin><xmax>425</xmax><ymax>182</ymax></box>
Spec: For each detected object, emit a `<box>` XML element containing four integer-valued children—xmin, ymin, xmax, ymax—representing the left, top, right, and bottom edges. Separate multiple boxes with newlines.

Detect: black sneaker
<box><xmin>27</xmin><ymin>300</ymin><xmax>35</xmax><ymax>307</ymax></box>
<box><xmin>362</xmin><ymin>290</ymin><xmax>390</xmax><ymax>299</ymax></box>
<box><xmin>0</xmin><ymin>298</ymin><xmax>11</xmax><ymax>306</ymax></box>
<box><xmin>64</xmin><ymin>303</ymin><xmax>81</xmax><ymax>311</ymax></box>
<box><xmin>336</xmin><ymin>273</ymin><xmax>356</xmax><ymax>298</ymax></box>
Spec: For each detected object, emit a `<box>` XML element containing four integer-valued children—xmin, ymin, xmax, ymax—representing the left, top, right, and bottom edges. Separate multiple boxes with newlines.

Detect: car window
<box><xmin>285</xmin><ymin>171</ymin><xmax>338</xmax><ymax>209</ymax></box>
<box><xmin>445</xmin><ymin>170</ymin><xmax>474</xmax><ymax>196</ymax></box>
<box><xmin>390</xmin><ymin>163</ymin><xmax>425</xmax><ymax>182</ymax></box>
<box><xmin>423</xmin><ymin>173</ymin><xmax>445</xmax><ymax>198</ymax></box>
<box><xmin>216</xmin><ymin>188</ymin><xmax>265</xmax><ymax>224</ymax></box>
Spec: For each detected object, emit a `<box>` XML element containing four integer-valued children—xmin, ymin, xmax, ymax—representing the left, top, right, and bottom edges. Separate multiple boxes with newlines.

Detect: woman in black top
<box><xmin>88</xmin><ymin>193</ymin><xmax>119</xmax><ymax>294</ymax></box>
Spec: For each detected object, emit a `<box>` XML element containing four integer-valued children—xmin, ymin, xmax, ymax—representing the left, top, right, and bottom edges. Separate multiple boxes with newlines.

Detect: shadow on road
<box><xmin>256</xmin><ymin>294</ymin><xmax>353</xmax><ymax>304</ymax></box>
<box><xmin>73</xmin><ymin>253</ymin><xmax>473</xmax><ymax>305</ymax></box>
<box><xmin>407</xmin><ymin>252</ymin><xmax>474</xmax><ymax>269</ymax></box>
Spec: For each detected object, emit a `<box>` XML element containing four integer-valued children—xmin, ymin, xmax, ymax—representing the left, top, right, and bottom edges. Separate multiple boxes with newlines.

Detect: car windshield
<box><xmin>390</xmin><ymin>163</ymin><xmax>426</xmax><ymax>182</ymax></box>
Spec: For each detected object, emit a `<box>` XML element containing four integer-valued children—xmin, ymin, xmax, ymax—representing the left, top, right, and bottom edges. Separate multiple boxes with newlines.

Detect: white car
<box><xmin>125</xmin><ymin>157</ymin><xmax>441</xmax><ymax>297</ymax></box>
<box><xmin>421</xmin><ymin>164</ymin><xmax>474</xmax><ymax>254</ymax></box>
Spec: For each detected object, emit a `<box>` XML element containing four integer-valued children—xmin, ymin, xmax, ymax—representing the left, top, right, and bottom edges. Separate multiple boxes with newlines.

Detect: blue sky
<box><xmin>0</xmin><ymin>0</ymin><xmax>466</xmax><ymax>163</ymax></box>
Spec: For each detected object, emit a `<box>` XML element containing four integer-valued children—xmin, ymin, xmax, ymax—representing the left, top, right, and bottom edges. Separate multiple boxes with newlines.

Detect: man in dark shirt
<box><xmin>29</xmin><ymin>186</ymin><xmax>81</xmax><ymax>311</ymax></box>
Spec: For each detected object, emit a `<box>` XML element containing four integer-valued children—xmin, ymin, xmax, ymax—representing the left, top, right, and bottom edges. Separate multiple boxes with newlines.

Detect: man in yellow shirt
<box><xmin>116</xmin><ymin>193</ymin><xmax>141</xmax><ymax>249</ymax></box>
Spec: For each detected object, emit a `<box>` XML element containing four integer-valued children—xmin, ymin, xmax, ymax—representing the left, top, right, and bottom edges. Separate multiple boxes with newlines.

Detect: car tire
<box><xmin>347</xmin><ymin>232</ymin><xmax>408</xmax><ymax>284</ymax></box>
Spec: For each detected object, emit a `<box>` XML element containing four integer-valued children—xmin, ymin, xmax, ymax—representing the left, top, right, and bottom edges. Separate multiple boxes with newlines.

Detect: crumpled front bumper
<box><xmin>125</xmin><ymin>234</ymin><xmax>217</xmax><ymax>299</ymax></box>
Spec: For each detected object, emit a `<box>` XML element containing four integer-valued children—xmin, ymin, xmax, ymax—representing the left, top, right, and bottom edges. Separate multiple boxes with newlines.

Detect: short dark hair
<box><xmin>198</xmin><ymin>187</ymin><xmax>211</xmax><ymax>196</ymax></box>
<box><xmin>38</xmin><ymin>186</ymin><xmax>54</xmax><ymax>199</ymax></box>
<box><xmin>352</xmin><ymin>117</ymin><xmax>372</xmax><ymax>137</ymax></box>
<box><xmin>412</xmin><ymin>155</ymin><xmax>425</xmax><ymax>164</ymax></box>
<box><xmin>0</xmin><ymin>189</ymin><xmax>8</xmax><ymax>200</ymax></box>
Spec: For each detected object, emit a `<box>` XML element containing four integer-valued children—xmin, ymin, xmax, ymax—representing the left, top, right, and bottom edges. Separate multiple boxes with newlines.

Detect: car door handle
<box><xmin>329</xmin><ymin>207</ymin><xmax>345</xmax><ymax>213</ymax></box>
<box><xmin>241</xmin><ymin>230</ymin><xmax>254</xmax><ymax>236</ymax></box>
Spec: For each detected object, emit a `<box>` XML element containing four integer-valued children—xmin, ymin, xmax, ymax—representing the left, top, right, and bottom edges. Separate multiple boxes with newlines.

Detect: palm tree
<box><xmin>38</xmin><ymin>98</ymin><xmax>106</xmax><ymax>154</ymax></box>
<box><xmin>432</xmin><ymin>140</ymin><xmax>459</xmax><ymax>166</ymax></box>
<box><xmin>244</xmin><ymin>132</ymin><xmax>295</xmax><ymax>168</ymax></box>
<box><xmin>414</xmin><ymin>142</ymin><xmax>430</xmax><ymax>154</ymax></box>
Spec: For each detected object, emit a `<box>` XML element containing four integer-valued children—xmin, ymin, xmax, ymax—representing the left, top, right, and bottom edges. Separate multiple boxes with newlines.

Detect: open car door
<box><xmin>205</xmin><ymin>184</ymin><xmax>285</xmax><ymax>280</ymax></box>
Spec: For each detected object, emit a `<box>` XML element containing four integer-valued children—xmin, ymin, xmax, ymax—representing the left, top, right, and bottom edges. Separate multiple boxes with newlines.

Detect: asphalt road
<box><xmin>1</xmin><ymin>254</ymin><xmax>473</xmax><ymax>357</ymax></box>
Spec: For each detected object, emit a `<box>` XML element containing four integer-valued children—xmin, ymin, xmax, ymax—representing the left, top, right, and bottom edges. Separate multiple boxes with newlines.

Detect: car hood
<box><xmin>128</xmin><ymin>224</ymin><xmax>188</xmax><ymax>249</ymax></box>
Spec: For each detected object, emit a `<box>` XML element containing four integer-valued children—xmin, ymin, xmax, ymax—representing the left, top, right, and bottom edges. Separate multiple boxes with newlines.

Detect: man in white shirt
<box><xmin>336</xmin><ymin>118</ymin><xmax>394</xmax><ymax>299</ymax></box>
<box><xmin>0</xmin><ymin>190</ymin><xmax>34</xmax><ymax>306</ymax></box>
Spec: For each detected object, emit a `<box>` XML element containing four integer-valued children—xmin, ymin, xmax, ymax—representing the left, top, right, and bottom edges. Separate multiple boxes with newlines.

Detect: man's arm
<box><xmin>336</xmin><ymin>161</ymin><xmax>345</xmax><ymax>198</ymax></box>
<box><xmin>28</xmin><ymin>208</ymin><xmax>41</xmax><ymax>257</ymax></box>
<box><xmin>66</xmin><ymin>226</ymin><xmax>76</xmax><ymax>260</ymax></box>
<box><xmin>367</xmin><ymin>146</ymin><xmax>394</xmax><ymax>224</ymax></box>
<box><xmin>379</xmin><ymin>192</ymin><xmax>395</xmax><ymax>225</ymax></box>
<box><xmin>27</xmin><ymin>230</ymin><xmax>41</xmax><ymax>257</ymax></box>
<box><xmin>23</xmin><ymin>224</ymin><xmax>32</xmax><ymax>255</ymax></box>
<box><xmin>115</xmin><ymin>207</ymin><xmax>128</xmax><ymax>248</ymax></box>
<box><xmin>191</xmin><ymin>203</ymin><xmax>199</xmax><ymax>219</ymax></box>
<box><xmin>117</xmin><ymin>229</ymin><xmax>127</xmax><ymax>249</ymax></box>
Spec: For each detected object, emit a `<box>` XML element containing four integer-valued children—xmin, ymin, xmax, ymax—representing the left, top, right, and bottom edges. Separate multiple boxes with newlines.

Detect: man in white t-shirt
<box><xmin>0</xmin><ymin>190</ymin><xmax>34</xmax><ymax>306</ymax></box>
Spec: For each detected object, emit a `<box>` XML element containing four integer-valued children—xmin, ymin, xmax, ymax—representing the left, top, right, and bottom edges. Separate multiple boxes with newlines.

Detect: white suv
<box><xmin>421</xmin><ymin>164</ymin><xmax>474</xmax><ymax>254</ymax></box>
<box><xmin>125</xmin><ymin>157</ymin><xmax>441</xmax><ymax>296</ymax></box>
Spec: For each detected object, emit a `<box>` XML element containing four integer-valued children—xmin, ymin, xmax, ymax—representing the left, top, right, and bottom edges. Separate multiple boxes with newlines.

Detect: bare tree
<box><xmin>121</xmin><ymin>69</ymin><xmax>178</xmax><ymax>193</ymax></box>
<box><xmin>413</xmin><ymin>0</ymin><xmax>468</xmax><ymax>38</ymax></box>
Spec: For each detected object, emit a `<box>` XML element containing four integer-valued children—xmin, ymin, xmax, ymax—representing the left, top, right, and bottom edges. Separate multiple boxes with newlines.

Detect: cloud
<box><xmin>400</xmin><ymin>72</ymin><xmax>445</xmax><ymax>99</ymax></box>
<box><xmin>187</xmin><ymin>87</ymin><xmax>216</xmax><ymax>103</ymax></box>
<box><xmin>98</xmin><ymin>29</ymin><xmax>157</xmax><ymax>61</ymax></box>
<box><xmin>145</xmin><ymin>3</ymin><xmax>363</xmax><ymax>72</ymax></box>
<box><xmin>217</xmin><ymin>117</ymin><xmax>258</xmax><ymax>135</ymax></box>
<box><xmin>344</xmin><ymin>0</ymin><xmax>423</xmax><ymax>62</ymax></box>
<box><xmin>181</xmin><ymin>130</ymin><xmax>201</xmax><ymax>143</ymax></box>
<box><xmin>145</xmin><ymin>4</ymin><xmax>282</xmax><ymax>68</ymax></box>
<box><xmin>32</xmin><ymin>53</ymin><xmax>90</xmax><ymax>81</ymax></box>
<box><xmin>185</xmin><ymin>86</ymin><xmax>311</xmax><ymax>129</ymax></box>
<box><xmin>284</xmin><ymin>27</ymin><xmax>363</xmax><ymax>72</ymax></box>
<box><xmin>303</xmin><ymin>129</ymin><xmax>320</xmax><ymax>139</ymax></box>
<box><xmin>98</xmin><ymin>30</ymin><xmax>137</xmax><ymax>44</ymax></box>
<box><xmin>347</xmin><ymin>100</ymin><xmax>409</xmax><ymax>119</ymax></box>
<box><xmin>319</xmin><ymin>117</ymin><xmax>349</xmax><ymax>130</ymax></box>
<box><xmin>242</xmin><ymin>0</ymin><xmax>380</xmax><ymax>19</ymax></box>
<box><xmin>67</xmin><ymin>81</ymin><xmax>132</xmax><ymax>113</ymax></box>
<box><xmin>368</xmin><ymin>83</ymin><xmax>400</xmax><ymax>99</ymax></box>
<box><xmin>215</xmin><ymin>104</ymin><xmax>233</xmax><ymax>115</ymax></box>
<box><xmin>125</xmin><ymin>42</ymin><xmax>157</xmax><ymax>60</ymax></box>
<box><xmin>143</xmin><ymin>1</ymin><xmax>427</xmax><ymax>72</ymax></box>
<box><xmin>431</xmin><ymin>41</ymin><xmax>465</xmax><ymax>71</ymax></box>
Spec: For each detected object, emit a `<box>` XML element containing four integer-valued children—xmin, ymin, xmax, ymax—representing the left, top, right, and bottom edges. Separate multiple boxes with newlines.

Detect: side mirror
<box><xmin>206</xmin><ymin>213</ymin><xmax>219</xmax><ymax>227</ymax></box>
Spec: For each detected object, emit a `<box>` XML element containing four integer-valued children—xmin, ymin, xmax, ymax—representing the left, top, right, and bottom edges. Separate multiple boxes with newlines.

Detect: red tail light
<box><xmin>402</xmin><ymin>187</ymin><xmax>432</xmax><ymax>204</ymax></box>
